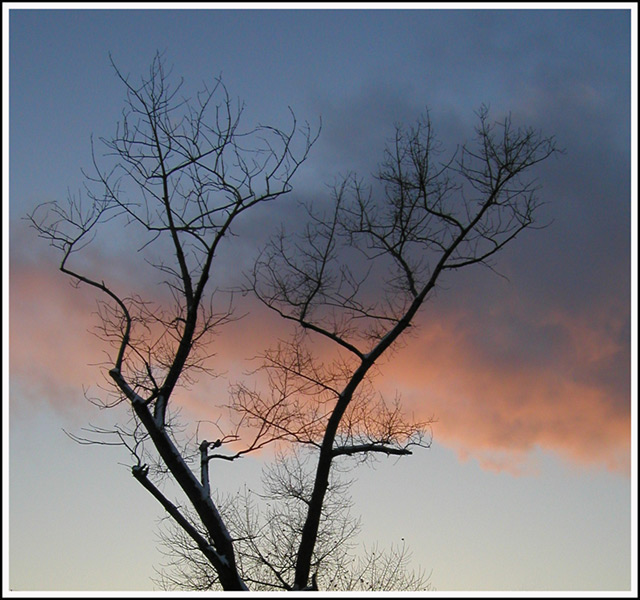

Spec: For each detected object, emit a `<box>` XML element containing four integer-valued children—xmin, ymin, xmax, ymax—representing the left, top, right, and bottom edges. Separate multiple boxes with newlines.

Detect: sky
<box><xmin>3</xmin><ymin>3</ymin><xmax>637</xmax><ymax>595</ymax></box>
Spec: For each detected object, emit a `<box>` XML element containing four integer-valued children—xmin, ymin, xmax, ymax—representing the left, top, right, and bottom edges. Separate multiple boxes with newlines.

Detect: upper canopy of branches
<box><xmin>29</xmin><ymin>51</ymin><xmax>320</xmax><ymax>422</ymax></box>
<box><xmin>251</xmin><ymin>107</ymin><xmax>557</xmax><ymax>359</ymax></box>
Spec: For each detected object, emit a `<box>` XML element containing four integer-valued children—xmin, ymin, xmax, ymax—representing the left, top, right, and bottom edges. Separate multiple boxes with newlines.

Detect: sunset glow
<box><xmin>5</xmin><ymin>4</ymin><xmax>635</xmax><ymax>594</ymax></box>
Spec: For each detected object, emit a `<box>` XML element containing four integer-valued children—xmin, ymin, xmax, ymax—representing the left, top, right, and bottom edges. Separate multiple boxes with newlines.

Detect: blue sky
<box><xmin>5</xmin><ymin>4</ymin><xmax>636</xmax><ymax>593</ymax></box>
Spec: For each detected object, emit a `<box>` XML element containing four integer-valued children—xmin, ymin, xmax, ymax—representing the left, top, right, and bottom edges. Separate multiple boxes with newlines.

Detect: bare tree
<box><xmin>29</xmin><ymin>53</ymin><xmax>558</xmax><ymax>591</ymax></box>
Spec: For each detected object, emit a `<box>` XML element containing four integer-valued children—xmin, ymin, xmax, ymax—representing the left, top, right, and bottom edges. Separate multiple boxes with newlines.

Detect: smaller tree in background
<box><xmin>154</xmin><ymin>447</ymin><xmax>432</xmax><ymax>591</ymax></box>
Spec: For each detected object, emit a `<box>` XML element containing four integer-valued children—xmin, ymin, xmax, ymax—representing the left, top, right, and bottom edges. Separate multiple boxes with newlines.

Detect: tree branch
<box><xmin>131</xmin><ymin>464</ymin><xmax>230</xmax><ymax>574</ymax></box>
<box><xmin>331</xmin><ymin>443</ymin><xmax>412</xmax><ymax>457</ymax></box>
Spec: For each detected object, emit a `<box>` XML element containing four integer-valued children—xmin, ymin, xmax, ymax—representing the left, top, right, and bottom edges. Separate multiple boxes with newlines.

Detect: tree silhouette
<box><xmin>29</xmin><ymin>53</ymin><xmax>558</xmax><ymax>591</ymax></box>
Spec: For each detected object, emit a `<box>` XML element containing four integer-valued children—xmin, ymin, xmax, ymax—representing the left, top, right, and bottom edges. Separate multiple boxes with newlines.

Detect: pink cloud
<box><xmin>10</xmin><ymin>259</ymin><xmax>630</xmax><ymax>475</ymax></box>
<box><xmin>377</xmin><ymin>301</ymin><xmax>630</xmax><ymax>475</ymax></box>
<box><xmin>10</xmin><ymin>261</ymin><xmax>109</xmax><ymax>418</ymax></box>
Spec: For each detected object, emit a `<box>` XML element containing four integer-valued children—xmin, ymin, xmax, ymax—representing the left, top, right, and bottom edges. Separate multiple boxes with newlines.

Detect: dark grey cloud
<box><xmin>10</xmin><ymin>7</ymin><xmax>631</xmax><ymax>459</ymax></box>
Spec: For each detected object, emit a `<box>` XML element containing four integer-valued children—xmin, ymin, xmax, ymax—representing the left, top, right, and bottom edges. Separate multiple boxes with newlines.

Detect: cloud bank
<box><xmin>10</xmin><ymin>250</ymin><xmax>630</xmax><ymax>476</ymax></box>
